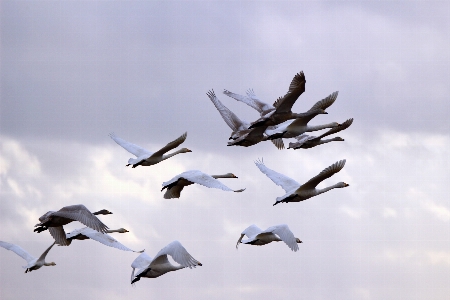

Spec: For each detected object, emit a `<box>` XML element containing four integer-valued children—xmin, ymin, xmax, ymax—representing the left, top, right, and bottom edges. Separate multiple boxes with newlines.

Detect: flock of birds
<box><xmin>0</xmin><ymin>71</ymin><xmax>352</xmax><ymax>284</ymax></box>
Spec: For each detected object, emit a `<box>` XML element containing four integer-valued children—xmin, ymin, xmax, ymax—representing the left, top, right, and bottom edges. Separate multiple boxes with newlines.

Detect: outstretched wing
<box><xmin>271</xmin><ymin>138</ymin><xmax>285</xmax><ymax>150</ymax></box>
<box><xmin>74</xmin><ymin>227</ymin><xmax>143</xmax><ymax>252</ymax></box>
<box><xmin>260</xmin><ymin>224</ymin><xmax>299</xmax><ymax>252</ymax></box>
<box><xmin>0</xmin><ymin>241</ymin><xmax>35</xmax><ymax>263</ymax></box>
<box><xmin>316</xmin><ymin>118</ymin><xmax>354</xmax><ymax>139</ymax></box>
<box><xmin>299</xmin><ymin>159</ymin><xmax>346</xmax><ymax>190</ymax></box>
<box><xmin>36</xmin><ymin>242</ymin><xmax>56</xmax><ymax>264</ymax></box>
<box><xmin>150</xmin><ymin>132</ymin><xmax>188</xmax><ymax>158</ymax></box>
<box><xmin>254</xmin><ymin>158</ymin><xmax>300</xmax><ymax>193</ymax></box>
<box><xmin>223</xmin><ymin>89</ymin><xmax>272</xmax><ymax>116</ymax></box>
<box><xmin>49</xmin><ymin>226</ymin><xmax>70</xmax><ymax>246</ymax></box>
<box><xmin>109</xmin><ymin>133</ymin><xmax>152</xmax><ymax>158</ymax></box>
<box><xmin>308</xmin><ymin>91</ymin><xmax>338</xmax><ymax>112</ymax></box>
<box><xmin>150</xmin><ymin>240</ymin><xmax>201</xmax><ymax>269</ymax></box>
<box><xmin>273</xmin><ymin>72</ymin><xmax>306</xmax><ymax>113</ymax></box>
<box><xmin>288</xmin><ymin>134</ymin><xmax>317</xmax><ymax>148</ymax></box>
<box><xmin>131</xmin><ymin>252</ymin><xmax>153</xmax><ymax>282</ymax></box>
<box><xmin>207</xmin><ymin>90</ymin><xmax>248</xmax><ymax>131</ymax></box>
<box><xmin>182</xmin><ymin>170</ymin><xmax>244</xmax><ymax>192</ymax></box>
<box><xmin>52</xmin><ymin>204</ymin><xmax>109</xmax><ymax>234</ymax></box>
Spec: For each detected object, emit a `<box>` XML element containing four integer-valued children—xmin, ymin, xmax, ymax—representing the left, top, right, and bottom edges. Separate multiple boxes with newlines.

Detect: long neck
<box><xmin>106</xmin><ymin>229</ymin><xmax>125</xmax><ymax>233</ymax></box>
<box><xmin>44</xmin><ymin>262</ymin><xmax>54</xmax><ymax>266</ymax></box>
<box><xmin>162</xmin><ymin>149</ymin><xmax>184</xmax><ymax>160</ymax></box>
<box><xmin>317</xmin><ymin>138</ymin><xmax>336</xmax><ymax>145</ymax></box>
<box><xmin>316</xmin><ymin>183</ymin><xmax>341</xmax><ymax>195</ymax></box>
<box><xmin>211</xmin><ymin>174</ymin><xmax>233</xmax><ymax>179</ymax></box>
<box><xmin>306</xmin><ymin>123</ymin><xmax>336</xmax><ymax>133</ymax></box>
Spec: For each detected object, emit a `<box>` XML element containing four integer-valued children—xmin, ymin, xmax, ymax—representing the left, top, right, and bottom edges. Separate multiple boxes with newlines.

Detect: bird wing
<box><xmin>163</xmin><ymin>184</ymin><xmax>185</xmax><ymax>199</ymax></box>
<box><xmin>52</xmin><ymin>204</ymin><xmax>109</xmax><ymax>234</ymax></box>
<box><xmin>150</xmin><ymin>132</ymin><xmax>188</xmax><ymax>158</ymax></box>
<box><xmin>308</xmin><ymin>91</ymin><xmax>338</xmax><ymax>112</ymax></box>
<box><xmin>49</xmin><ymin>226</ymin><xmax>70</xmax><ymax>245</ymax></box>
<box><xmin>207</xmin><ymin>90</ymin><xmax>248</xmax><ymax>131</ymax></box>
<box><xmin>254</xmin><ymin>158</ymin><xmax>300</xmax><ymax>193</ymax></box>
<box><xmin>181</xmin><ymin>170</ymin><xmax>244</xmax><ymax>192</ymax></box>
<box><xmin>241</xmin><ymin>224</ymin><xmax>263</xmax><ymax>238</ymax></box>
<box><xmin>109</xmin><ymin>133</ymin><xmax>152</xmax><ymax>158</ymax></box>
<box><xmin>316</xmin><ymin>118</ymin><xmax>354</xmax><ymax>139</ymax></box>
<box><xmin>299</xmin><ymin>159</ymin><xmax>347</xmax><ymax>190</ymax></box>
<box><xmin>223</xmin><ymin>89</ymin><xmax>270</xmax><ymax>115</ymax></box>
<box><xmin>150</xmin><ymin>240</ymin><xmax>200</xmax><ymax>269</ymax></box>
<box><xmin>36</xmin><ymin>242</ymin><xmax>56</xmax><ymax>264</ymax></box>
<box><xmin>79</xmin><ymin>228</ymin><xmax>142</xmax><ymax>252</ymax></box>
<box><xmin>0</xmin><ymin>241</ymin><xmax>35</xmax><ymax>263</ymax></box>
<box><xmin>260</xmin><ymin>224</ymin><xmax>299</xmax><ymax>252</ymax></box>
<box><xmin>131</xmin><ymin>252</ymin><xmax>153</xmax><ymax>281</ymax></box>
<box><xmin>289</xmin><ymin>134</ymin><xmax>317</xmax><ymax>148</ymax></box>
<box><xmin>273</xmin><ymin>71</ymin><xmax>306</xmax><ymax>113</ymax></box>
<box><xmin>271</xmin><ymin>138</ymin><xmax>285</xmax><ymax>150</ymax></box>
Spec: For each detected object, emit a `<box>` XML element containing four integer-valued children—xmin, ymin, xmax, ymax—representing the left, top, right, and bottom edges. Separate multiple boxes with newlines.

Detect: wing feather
<box><xmin>207</xmin><ymin>90</ymin><xmax>249</xmax><ymax>131</ymax></box>
<box><xmin>77</xmin><ymin>228</ymin><xmax>142</xmax><ymax>252</ymax></box>
<box><xmin>273</xmin><ymin>72</ymin><xmax>306</xmax><ymax>113</ymax></box>
<box><xmin>299</xmin><ymin>159</ymin><xmax>346</xmax><ymax>190</ymax></box>
<box><xmin>49</xmin><ymin>226</ymin><xmax>70</xmax><ymax>246</ymax></box>
<box><xmin>316</xmin><ymin>118</ymin><xmax>353</xmax><ymax>139</ymax></box>
<box><xmin>223</xmin><ymin>89</ymin><xmax>272</xmax><ymax>116</ymax></box>
<box><xmin>109</xmin><ymin>133</ymin><xmax>152</xmax><ymax>158</ymax></box>
<box><xmin>150</xmin><ymin>241</ymin><xmax>200</xmax><ymax>269</ymax></box>
<box><xmin>0</xmin><ymin>241</ymin><xmax>35</xmax><ymax>263</ymax></box>
<box><xmin>261</xmin><ymin>224</ymin><xmax>299</xmax><ymax>252</ymax></box>
<box><xmin>52</xmin><ymin>204</ymin><xmax>109</xmax><ymax>234</ymax></box>
<box><xmin>254</xmin><ymin>159</ymin><xmax>300</xmax><ymax>193</ymax></box>
<box><xmin>308</xmin><ymin>91</ymin><xmax>338</xmax><ymax>111</ymax></box>
<box><xmin>150</xmin><ymin>132</ymin><xmax>188</xmax><ymax>158</ymax></box>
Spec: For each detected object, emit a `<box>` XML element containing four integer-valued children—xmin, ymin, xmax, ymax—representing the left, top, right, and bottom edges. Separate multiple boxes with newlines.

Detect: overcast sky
<box><xmin>1</xmin><ymin>1</ymin><xmax>449</xmax><ymax>299</ymax></box>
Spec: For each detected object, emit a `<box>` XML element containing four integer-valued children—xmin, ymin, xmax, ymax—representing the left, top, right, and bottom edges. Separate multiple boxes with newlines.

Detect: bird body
<box><xmin>255</xmin><ymin>159</ymin><xmax>349</xmax><ymax>205</ymax></box>
<box><xmin>130</xmin><ymin>241</ymin><xmax>201</xmax><ymax>283</ymax></box>
<box><xmin>109</xmin><ymin>132</ymin><xmax>191</xmax><ymax>168</ymax></box>
<box><xmin>161</xmin><ymin>170</ymin><xmax>245</xmax><ymax>199</ymax></box>
<box><xmin>0</xmin><ymin>241</ymin><xmax>56</xmax><ymax>273</ymax></box>
<box><xmin>236</xmin><ymin>224</ymin><xmax>302</xmax><ymax>251</ymax></box>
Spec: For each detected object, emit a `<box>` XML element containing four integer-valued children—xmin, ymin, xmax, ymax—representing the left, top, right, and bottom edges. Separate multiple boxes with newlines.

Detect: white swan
<box><xmin>223</xmin><ymin>88</ymin><xmax>275</xmax><ymax>117</ymax></box>
<box><xmin>288</xmin><ymin>118</ymin><xmax>354</xmax><ymax>150</ymax></box>
<box><xmin>0</xmin><ymin>241</ymin><xmax>56</xmax><ymax>273</ymax></box>
<box><xmin>255</xmin><ymin>159</ymin><xmax>349</xmax><ymax>205</ymax></box>
<box><xmin>226</xmin><ymin>125</ymin><xmax>284</xmax><ymax>148</ymax></box>
<box><xmin>130</xmin><ymin>240</ymin><xmax>202</xmax><ymax>283</ymax></box>
<box><xmin>161</xmin><ymin>170</ymin><xmax>245</xmax><ymax>199</ymax></box>
<box><xmin>35</xmin><ymin>204</ymin><xmax>110</xmax><ymax>246</ymax></box>
<box><xmin>109</xmin><ymin>132</ymin><xmax>191</xmax><ymax>168</ymax></box>
<box><xmin>235</xmin><ymin>224</ymin><xmax>302</xmax><ymax>251</ymax></box>
<box><xmin>65</xmin><ymin>227</ymin><xmax>143</xmax><ymax>252</ymax></box>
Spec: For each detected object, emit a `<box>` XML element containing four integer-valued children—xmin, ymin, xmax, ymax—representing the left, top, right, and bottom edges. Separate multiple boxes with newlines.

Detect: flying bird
<box><xmin>109</xmin><ymin>132</ymin><xmax>191</xmax><ymax>168</ymax></box>
<box><xmin>287</xmin><ymin>118</ymin><xmax>354</xmax><ymax>150</ymax></box>
<box><xmin>35</xmin><ymin>204</ymin><xmax>110</xmax><ymax>246</ymax></box>
<box><xmin>0</xmin><ymin>241</ymin><xmax>56</xmax><ymax>273</ymax></box>
<box><xmin>130</xmin><ymin>241</ymin><xmax>202</xmax><ymax>284</ymax></box>
<box><xmin>64</xmin><ymin>227</ymin><xmax>144</xmax><ymax>252</ymax></box>
<box><xmin>255</xmin><ymin>158</ymin><xmax>349</xmax><ymax>206</ymax></box>
<box><xmin>161</xmin><ymin>170</ymin><xmax>245</xmax><ymax>199</ymax></box>
<box><xmin>236</xmin><ymin>224</ymin><xmax>302</xmax><ymax>252</ymax></box>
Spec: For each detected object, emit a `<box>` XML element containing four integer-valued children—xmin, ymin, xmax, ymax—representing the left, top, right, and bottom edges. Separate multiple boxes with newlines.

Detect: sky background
<box><xmin>1</xmin><ymin>1</ymin><xmax>449</xmax><ymax>299</ymax></box>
